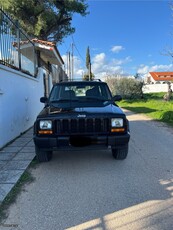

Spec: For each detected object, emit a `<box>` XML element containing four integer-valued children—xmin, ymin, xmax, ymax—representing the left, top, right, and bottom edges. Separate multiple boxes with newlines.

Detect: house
<box><xmin>0</xmin><ymin>7</ymin><xmax>69</xmax><ymax>149</ymax></box>
<box><xmin>13</xmin><ymin>38</ymin><xmax>67</xmax><ymax>85</ymax></box>
<box><xmin>0</xmin><ymin>38</ymin><xmax>67</xmax><ymax>149</ymax></box>
<box><xmin>147</xmin><ymin>72</ymin><xmax>173</xmax><ymax>84</ymax></box>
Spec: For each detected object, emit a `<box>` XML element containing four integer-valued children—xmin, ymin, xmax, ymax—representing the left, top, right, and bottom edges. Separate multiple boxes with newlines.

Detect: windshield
<box><xmin>49</xmin><ymin>82</ymin><xmax>112</xmax><ymax>103</ymax></box>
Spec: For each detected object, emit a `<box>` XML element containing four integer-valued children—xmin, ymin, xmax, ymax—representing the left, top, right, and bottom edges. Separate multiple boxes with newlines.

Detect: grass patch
<box><xmin>118</xmin><ymin>93</ymin><xmax>173</xmax><ymax>126</ymax></box>
<box><xmin>0</xmin><ymin>159</ymin><xmax>38</xmax><ymax>223</ymax></box>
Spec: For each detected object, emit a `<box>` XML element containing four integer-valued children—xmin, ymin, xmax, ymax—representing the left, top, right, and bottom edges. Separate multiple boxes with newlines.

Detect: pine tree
<box><xmin>1</xmin><ymin>0</ymin><xmax>88</xmax><ymax>43</ymax></box>
<box><xmin>85</xmin><ymin>46</ymin><xmax>93</xmax><ymax>80</ymax></box>
<box><xmin>86</xmin><ymin>46</ymin><xmax>91</xmax><ymax>70</ymax></box>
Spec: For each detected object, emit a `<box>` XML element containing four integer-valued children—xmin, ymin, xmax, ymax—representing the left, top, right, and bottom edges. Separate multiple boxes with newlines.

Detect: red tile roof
<box><xmin>13</xmin><ymin>38</ymin><xmax>56</xmax><ymax>47</ymax></box>
<box><xmin>31</xmin><ymin>39</ymin><xmax>56</xmax><ymax>47</ymax></box>
<box><xmin>13</xmin><ymin>38</ymin><xmax>64</xmax><ymax>65</ymax></box>
<box><xmin>149</xmin><ymin>72</ymin><xmax>173</xmax><ymax>81</ymax></box>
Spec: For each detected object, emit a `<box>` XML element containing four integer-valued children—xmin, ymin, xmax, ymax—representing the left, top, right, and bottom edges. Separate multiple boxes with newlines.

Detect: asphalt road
<box><xmin>1</xmin><ymin>111</ymin><xmax>173</xmax><ymax>230</ymax></box>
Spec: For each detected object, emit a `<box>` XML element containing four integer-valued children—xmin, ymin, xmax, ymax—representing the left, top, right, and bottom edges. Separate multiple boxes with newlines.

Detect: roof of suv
<box><xmin>55</xmin><ymin>80</ymin><xmax>107</xmax><ymax>86</ymax></box>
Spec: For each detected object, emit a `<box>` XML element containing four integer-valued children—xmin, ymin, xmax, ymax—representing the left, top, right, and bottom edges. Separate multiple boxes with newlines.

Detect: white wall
<box><xmin>0</xmin><ymin>65</ymin><xmax>48</xmax><ymax>149</ymax></box>
<box><xmin>143</xmin><ymin>83</ymin><xmax>173</xmax><ymax>93</ymax></box>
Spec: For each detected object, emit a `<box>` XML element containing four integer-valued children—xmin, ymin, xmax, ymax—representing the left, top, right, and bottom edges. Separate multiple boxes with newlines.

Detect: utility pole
<box><xmin>66</xmin><ymin>43</ymin><xmax>74</xmax><ymax>80</ymax></box>
<box><xmin>68</xmin><ymin>52</ymin><xmax>71</xmax><ymax>80</ymax></box>
<box><xmin>66</xmin><ymin>52</ymin><xmax>69</xmax><ymax>77</ymax></box>
<box><xmin>71</xmin><ymin>43</ymin><xmax>74</xmax><ymax>81</ymax></box>
<box><xmin>89</xmin><ymin>62</ymin><xmax>91</xmax><ymax>81</ymax></box>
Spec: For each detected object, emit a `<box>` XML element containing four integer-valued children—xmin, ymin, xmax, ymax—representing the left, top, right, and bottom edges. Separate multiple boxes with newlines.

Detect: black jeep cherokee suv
<box><xmin>33</xmin><ymin>80</ymin><xmax>130</xmax><ymax>162</ymax></box>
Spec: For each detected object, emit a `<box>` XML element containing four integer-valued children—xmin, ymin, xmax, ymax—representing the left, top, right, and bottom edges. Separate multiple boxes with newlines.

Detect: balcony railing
<box><xmin>0</xmin><ymin>7</ymin><xmax>37</xmax><ymax>77</ymax></box>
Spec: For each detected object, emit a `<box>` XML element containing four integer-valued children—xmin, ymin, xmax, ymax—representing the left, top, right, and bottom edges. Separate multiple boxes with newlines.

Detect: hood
<box><xmin>38</xmin><ymin>102</ymin><xmax>124</xmax><ymax>118</ymax></box>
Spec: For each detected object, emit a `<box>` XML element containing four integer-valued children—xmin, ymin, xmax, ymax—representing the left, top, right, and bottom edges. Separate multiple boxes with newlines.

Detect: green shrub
<box><xmin>105</xmin><ymin>77</ymin><xmax>144</xmax><ymax>99</ymax></box>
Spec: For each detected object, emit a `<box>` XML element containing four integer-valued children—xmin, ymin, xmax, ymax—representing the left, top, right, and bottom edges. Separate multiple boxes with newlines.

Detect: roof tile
<box><xmin>149</xmin><ymin>72</ymin><xmax>173</xmax><ymax>81</ymax></box>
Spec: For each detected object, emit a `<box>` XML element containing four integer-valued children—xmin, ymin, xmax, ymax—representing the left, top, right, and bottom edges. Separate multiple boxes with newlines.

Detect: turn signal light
<box><xmin>111</xmin><ymin>128</ymin><xmax>125</xmax><ymax>132</ymax></box>
<box><xmin>38</xmin><ymin>130</ymin><xmax>53</xmax><ymax>134</ymax></box>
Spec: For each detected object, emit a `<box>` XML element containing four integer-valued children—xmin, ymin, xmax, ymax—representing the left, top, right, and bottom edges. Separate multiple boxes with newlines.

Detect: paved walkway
<box><xmin>0</xmin><ymin>128</ymin><xmax>35</xmax><ymax>203</ymax></box>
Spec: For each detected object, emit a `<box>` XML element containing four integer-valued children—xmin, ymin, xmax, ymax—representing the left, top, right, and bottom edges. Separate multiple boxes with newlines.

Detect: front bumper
<box><xmin>33</xmin><ymin>133</ymin><xmax>130</xmax><ymax>151</ymax></box>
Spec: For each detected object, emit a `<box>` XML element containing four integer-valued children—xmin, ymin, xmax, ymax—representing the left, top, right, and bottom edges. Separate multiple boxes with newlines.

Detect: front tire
<box><xmin>112</xmin><ymin>144</ymin><xmax>128</xmax><ymax>160</ymax></box>
<box><xmin>35</xmin><ymin>146</ymin><xmax>53</xmax><ymax>162</ymax></box>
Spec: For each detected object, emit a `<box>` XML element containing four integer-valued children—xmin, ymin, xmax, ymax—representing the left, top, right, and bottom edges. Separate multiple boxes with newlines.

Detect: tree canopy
<box><xmin>1</xmin><ymin>0</ymin><xmax>88</xmax><ymax>43</ymax></box>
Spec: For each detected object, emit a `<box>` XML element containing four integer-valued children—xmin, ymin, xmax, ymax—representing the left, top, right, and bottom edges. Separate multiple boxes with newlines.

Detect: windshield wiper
<box><xmin>85</xmin><ymin>97</ymin><xmax>107</xmax><ymax>101</ymax></box>
<box><xmin>50</xmin><ymin>99</ymin><xmax>79</xmax><ymax>103</ymax></box>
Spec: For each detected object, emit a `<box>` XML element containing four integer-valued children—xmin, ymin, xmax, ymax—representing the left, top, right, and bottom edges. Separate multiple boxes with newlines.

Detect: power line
<box><xmin>62</xmin><ymin>36</ymin><xmax>87</xmax><ymax>79</ymax></box>
<box><xmin>71</xmin><ymin>35</ymin><xmax>85</xmax><ymax>63</ymax></box>
<box><xmin>63</xmin><ymin>39</ymin><xmax>72</xmax><ymax>54</ymax></box>
<box><xmin>63</xmin><ymin>35</ymin><xmax>85</xmax><ymax>65</ymax></box>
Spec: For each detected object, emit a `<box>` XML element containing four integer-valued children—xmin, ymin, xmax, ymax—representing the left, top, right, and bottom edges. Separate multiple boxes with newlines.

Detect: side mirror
<box><xmin>40</xmin><ymin>97</ymin><xmax>48</xmax><ymax>103</ymax></box>
<box><xmin>112</xmin><ymin>95</ymin><xmax>122</xmax><ymax>101</ymax></box>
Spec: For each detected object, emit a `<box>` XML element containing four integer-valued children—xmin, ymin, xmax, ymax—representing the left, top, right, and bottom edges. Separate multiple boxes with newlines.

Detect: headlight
<box><xmin>111</xmin><ymin>118</ymin><xmax>123</xmax><ymax>127</ymax></box>
<box><xmin>39</xmin><ymin>120</ymin><xmax>52</xmax><ymax>130</ymax></box>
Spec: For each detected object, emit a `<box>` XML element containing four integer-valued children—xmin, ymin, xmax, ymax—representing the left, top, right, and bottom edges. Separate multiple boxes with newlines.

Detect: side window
<box><xmin>100</xmin><ymin>84</ymin><xmax>112</xmax><ymax>99</ymax></box>
<box><xmin>49</xmin><ymin>86</ymin><xmax>61</xmax><ymax>101</ymax></box>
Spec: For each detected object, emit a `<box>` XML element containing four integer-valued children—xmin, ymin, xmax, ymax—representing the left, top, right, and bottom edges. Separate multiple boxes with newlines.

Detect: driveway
<box><xmin>1</xmin><ymin>111</ymin><xmax>173</xmax><ymax>230</ymax></box>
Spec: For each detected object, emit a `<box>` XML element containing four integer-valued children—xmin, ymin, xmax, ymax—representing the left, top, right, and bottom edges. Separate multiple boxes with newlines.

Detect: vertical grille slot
<box><xmin>71</xmin><ymin>119</ymin><xmax>78</xmax><ymax>133</ymax></box>
<box><xmin>62</xmin><ymin>119</ymin><xmax>69</xmax><ymax>133</ymax></box>
<box><xmin>78</xmin><ymin>119</ymin><xmax>85</xmax><ymax>132</ymax></box>
<box><xmin>95</xmin><ymin>118</ymin><xmax>102</xmax><ymax>132</ymax></box>
<box><xmin>87</xmin><ymin>119</ymin><xmax>94</xmax><ymax>132</ymax></box>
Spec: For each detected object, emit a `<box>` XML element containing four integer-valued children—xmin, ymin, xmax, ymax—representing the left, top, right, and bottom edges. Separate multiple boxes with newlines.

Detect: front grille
<box><xmin>56</xmin><ymin>118</ymin><xmax>110</xmax><ymax>134</ymax></box>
